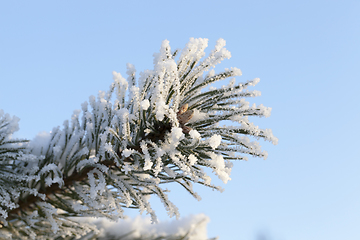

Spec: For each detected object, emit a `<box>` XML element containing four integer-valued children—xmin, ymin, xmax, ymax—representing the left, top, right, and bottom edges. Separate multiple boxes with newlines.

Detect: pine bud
<box><xmin>178</xmin><ymin>110</ymin><xmax>194</xmax><ymax>125</ymax></box>
<box><xmin>181</xmin><ymin>125</ymin><xmax>192</xmax><ymax>134</ymax></box>
<box><xmin>177</xmin><ymin>104</ymin><xmax>188</xmax><ymax>115</ymax></box>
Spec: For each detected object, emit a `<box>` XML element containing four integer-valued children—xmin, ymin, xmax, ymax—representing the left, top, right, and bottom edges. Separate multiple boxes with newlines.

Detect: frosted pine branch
<box><xmin>0</xmin><ymin>38</ymin><xmax>277</xmax><ymax>239</ymax></box>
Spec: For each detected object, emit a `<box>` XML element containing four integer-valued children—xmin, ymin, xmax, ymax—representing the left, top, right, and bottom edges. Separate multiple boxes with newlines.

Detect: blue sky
<box><xmin>1</xmin><ymin>1</ymin><xmax>360</xmax><ymax>239</ymax></box>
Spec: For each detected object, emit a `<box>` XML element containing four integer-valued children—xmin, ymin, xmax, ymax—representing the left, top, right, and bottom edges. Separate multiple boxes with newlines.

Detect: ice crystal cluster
<box><xmin>0</xmin><ymin>38</ymin><xmax>277</xmax><ymax>239</ymax></box>
<box><xmin>77</xmin><ymin>213</ymin><xmax>211</xmax><ymax>240</ymax></box>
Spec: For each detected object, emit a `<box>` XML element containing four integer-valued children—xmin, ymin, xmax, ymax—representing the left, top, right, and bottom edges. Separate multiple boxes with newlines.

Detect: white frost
<box><xmin>208</xmin><ymin>134</ymin><xmax>222</xmax><ymax>149</ymax></box>
<box><xmin>121</xmin><ymin>163</ymin><xmax>133</xmax><ymax>174</ymax></box>
<box><xmin>189</xmin><ymin>129</ymin><xmax>201</xmax><ymax>139</ymax></box>
<box><xmin>123</xmin><ymin>148</ymin><xmax>134</xmax><ymax>158</ymax></box>
<box><xmin>140</xmin><ymin>99</ymin><xmax>150</xmax><ymax>110</ymax></box>
<box><xmin>188</xmin><ymin>154</ymin><xmax>197</xmax><ymax>165</ymax></box>
<box><xmin>78</xmin><ymin>214</ymin><xmax>210</xmax><ymax>240</ymax></box>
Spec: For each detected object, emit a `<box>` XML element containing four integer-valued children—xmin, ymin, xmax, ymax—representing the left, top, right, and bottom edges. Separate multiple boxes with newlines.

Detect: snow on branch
<box><xmin>0</xmin><ymin>111</ymin><xmax>41</xmax><ymax>227</ymax></box>
<box><xmin>0</xmin><ymin>38</ymin><xmax>277</xmax><ymax>239</ymax></box>
<box><xmin>77</xmin><ymin>213</ymin><xmax>212</xmax><ymax>240</ymax></box>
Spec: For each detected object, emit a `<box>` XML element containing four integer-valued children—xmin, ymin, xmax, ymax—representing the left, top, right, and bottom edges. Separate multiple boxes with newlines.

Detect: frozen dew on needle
<box><xmin>0</xmin><ymin>37</ymin><xmax>277</xmax><ymax>239</ymax></box>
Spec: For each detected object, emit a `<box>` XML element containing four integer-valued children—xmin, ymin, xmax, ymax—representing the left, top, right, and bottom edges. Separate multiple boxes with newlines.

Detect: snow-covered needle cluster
<box><xmin>0</xmin><ymin>38</ymin><xmax>277</xmax><ymax>239</ymax></box>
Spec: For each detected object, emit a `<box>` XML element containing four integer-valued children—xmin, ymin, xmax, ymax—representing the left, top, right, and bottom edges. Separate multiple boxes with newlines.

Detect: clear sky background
<box><xmin>1</xmin><ymin>1</ymin><xmax>360</xmax><ymax>240</ymax></box>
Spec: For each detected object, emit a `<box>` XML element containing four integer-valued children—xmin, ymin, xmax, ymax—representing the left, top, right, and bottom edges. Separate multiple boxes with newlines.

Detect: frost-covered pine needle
<box><xmin>0</xmin><ymin>38</ymin><xmax>277</xmax><ymax>239</ymax></box>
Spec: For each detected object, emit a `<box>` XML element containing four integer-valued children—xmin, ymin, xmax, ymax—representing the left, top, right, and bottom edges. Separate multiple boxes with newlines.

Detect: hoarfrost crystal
<box><xmin>1</xmin><ymin>38</ymin><xmax>277</xmax><ymax>239</ymax></box>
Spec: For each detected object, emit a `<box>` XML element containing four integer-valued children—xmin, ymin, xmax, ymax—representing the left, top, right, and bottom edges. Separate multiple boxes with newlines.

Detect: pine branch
<box><xmin>7</xmin><ymin>159</ymin><xmax>114</xmax><ymax>219</ymax></box>
<box><xmin>0</xmin><ymin>38</ymin><xmax>277</xmax><ymax>239</ymax></box>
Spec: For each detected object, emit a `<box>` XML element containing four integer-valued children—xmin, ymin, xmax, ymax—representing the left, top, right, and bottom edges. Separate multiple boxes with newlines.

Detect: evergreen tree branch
<box><xmin>0</xmin><ymin>38</ymin><xmax>277</xmax><ymax>239</ymax></box>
